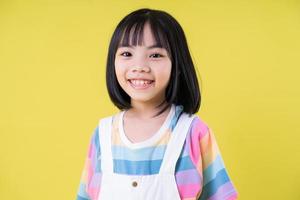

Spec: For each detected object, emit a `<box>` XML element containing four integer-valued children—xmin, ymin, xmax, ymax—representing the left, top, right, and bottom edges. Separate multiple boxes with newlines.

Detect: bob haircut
<box><xmin>106</xmin><ymin>8</ymin><xmax>201</xmax><ymax>118</ymax></box>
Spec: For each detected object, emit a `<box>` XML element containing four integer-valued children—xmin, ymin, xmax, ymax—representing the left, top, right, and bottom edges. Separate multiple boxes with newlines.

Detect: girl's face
<box><xmin>114</xmin><ymin>22</ymin><xmax>172</xmax><ymax>106</ymax></box>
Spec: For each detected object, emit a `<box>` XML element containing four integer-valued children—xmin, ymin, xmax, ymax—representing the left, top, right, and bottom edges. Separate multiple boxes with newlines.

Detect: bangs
<box><xmin>118</xmin><ymin>20</ymin><xmax>172</xmax><ymax>58</ymax></box>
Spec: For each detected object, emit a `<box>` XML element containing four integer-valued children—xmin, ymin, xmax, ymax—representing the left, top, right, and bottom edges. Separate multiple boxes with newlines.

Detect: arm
<box><xmin>189</xmin><ymin>117</ymin><xmax>238</xmax><ymax>200</ymax></box>
<box><xmin>76</xmin><ymin>126</ymin><xmax>102</xmax><ymax>200</ymax></box>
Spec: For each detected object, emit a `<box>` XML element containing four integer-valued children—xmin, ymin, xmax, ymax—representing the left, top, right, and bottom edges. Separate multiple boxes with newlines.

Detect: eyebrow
<box><xmin>118</xmin><ymin>44</ymin><xmax>164</xmax><ymax>49</ymax></box>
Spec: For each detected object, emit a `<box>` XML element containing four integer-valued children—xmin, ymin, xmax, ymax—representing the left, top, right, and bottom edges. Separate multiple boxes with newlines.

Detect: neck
<box><xmin>128</xmin><ymin>100</ymin><xmax>171</xmax><ymax>120</ymax></box>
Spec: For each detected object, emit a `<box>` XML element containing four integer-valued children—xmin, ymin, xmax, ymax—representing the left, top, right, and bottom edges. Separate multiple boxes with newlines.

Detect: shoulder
<box><xmin>94</xmin><ymin>111</ymin><xmax>121</xmax><ymax>141</ymax></box>
<box><xmin>181</xmin><ymin>114</ymin><xmax>213</xmax><ymax>165</ymax></box>
<box><xmin>188</xmin><ymin>114</ymin><xmax>211</xmax><ymax>140</ymax></box>
<box><xmin>88</xmin><ymin>114</ymin><xmax>114</xmax><ymax>150</ymax></box>
<box><xmin>98</xmin><ymin>111</ymin><xmax>122</xmax><ymax>126</ymax></box>
<box><xmin>98</xmin><ymin>114</ymin><xmax>115</xmax><ymax>125</ymax></box>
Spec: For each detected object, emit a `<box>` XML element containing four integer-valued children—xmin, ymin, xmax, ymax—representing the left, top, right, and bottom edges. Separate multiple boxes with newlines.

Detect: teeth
<box><xmin>130</xmin><ymin>80</ymin><xmax>153</xmax><ymax>86</ymax></box>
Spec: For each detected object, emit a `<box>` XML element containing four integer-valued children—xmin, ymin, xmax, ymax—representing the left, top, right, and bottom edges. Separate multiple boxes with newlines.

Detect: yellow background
<box><xmin>1</xmin><ymin>0</ymin><xmax>299</xmax><ymax>199</ymax></box>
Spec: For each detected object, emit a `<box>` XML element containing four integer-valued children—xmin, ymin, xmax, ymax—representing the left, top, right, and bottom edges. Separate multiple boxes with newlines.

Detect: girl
<box><xmin>76</xmin><ymin>8</ymin><xmax>238</xmax><ymax>200</ymax></box>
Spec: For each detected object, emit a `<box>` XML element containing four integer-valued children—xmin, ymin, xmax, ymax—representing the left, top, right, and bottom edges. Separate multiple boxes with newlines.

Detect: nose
<box><xmin>131</xmin><ymin>56</ymin><xmax>151</xmax><ymax>73</ymax></box>
<box><xmin>131</xmin><ymin>65</ymin><xmax>150</xmax><ymax>73</ymax></box>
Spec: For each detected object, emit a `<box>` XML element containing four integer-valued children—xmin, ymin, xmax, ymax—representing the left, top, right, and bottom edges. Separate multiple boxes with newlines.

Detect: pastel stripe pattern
<box><xmin>76</xmin><ymin>105</ymin><xmax>238</xmax><ymax>200</ymax></box>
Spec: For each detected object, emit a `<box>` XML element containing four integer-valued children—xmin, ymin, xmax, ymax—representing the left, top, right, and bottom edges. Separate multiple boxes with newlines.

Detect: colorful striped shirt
<box><xmin>76</xmin><ymin>105</ymin><xmax>238</xmax><ymax>200</ymax></box>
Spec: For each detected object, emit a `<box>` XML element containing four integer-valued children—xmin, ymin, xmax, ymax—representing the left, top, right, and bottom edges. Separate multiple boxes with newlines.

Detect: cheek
<box><xmin>159</xmin><ymin>61</ymin><xmax>172</xmax><ymax>78</ymax></box>
<box><xmin>153</xmin><ymin>64</ymin><xmax>172</xmax><ymax>86</ymax></box>
<box><xmin>115</xmin><ymin>59</ymin><xmax>124</xmax><ymax>74</ymax></box>
<box><xmin>115</xmin><ymin>66</ymin><xmax>125</xmax><ymax>83</ymax></box>
<box><xmin>115</xmin><ymin>59</ymin><xmax>129</xmax><ymax>75</ymax></box>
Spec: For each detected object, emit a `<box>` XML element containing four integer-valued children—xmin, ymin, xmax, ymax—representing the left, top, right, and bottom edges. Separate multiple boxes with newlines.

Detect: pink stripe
<box><xmin>208</xmin><ymin>182</ymin><xmax>238</xmax><ymax>200</ymax></box>
<box><xmin>86</xmin><ymin>160</ymin><xmax>93</xmax><ymax>183</ymax></box>
<box><xmin>90</xmin><ymin>173</ymin><xmax>102</xmax><ymax>187</ymax></box>
<box><xmin>175</xmin><ymin>168</ymin><xmax>202</xmax><ymax>185</ymax></box>
<box><xmin>178</xmin><ymin>183</ymin><xmax>201</xmax><ymax>198</ymax></box>
<box><xmin>88</xmin><ymin>173</ymin><xmax>102</xmax><ymax>200</ymax></box>
<box><xmin>87</xmin><ymin>187</ymin><xmax>99</xmax><ymax>200</ymax></box>
<box><xmin>228</xmin><ymin>193</ymin><xmax>238</xmax><ymax>200</ymax></box>
<box><xmin>188</xmin><ymin>117</ymin><xmax>209</xmax><ymax>166</ymax></box>
<box><xmin>193</xmin><ymin>117</ymin><xmax>209</xmax><ymax>140</ymax></box>
<box><xmin>182</xmin><ymin>198</ymin><xmax>197</xmax><ymax>200</ymax></box>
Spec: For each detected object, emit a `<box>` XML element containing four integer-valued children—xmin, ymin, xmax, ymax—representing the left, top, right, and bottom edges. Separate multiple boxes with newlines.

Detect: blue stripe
<box><xmin>94</xmin><ymin>126</ymin><xmax>100</xmax><ymax>150</ymax></box>
<box><xmin>113</xmin><ymin>159</ymin><xmax>162</xmax><ymax>175</ymax></box>
<box><xmin>203</xmin><ymin>154</ymin><xmax>225</xmax><ymax>185</ymax></box>
<box><xmin>198</xmin><ymin>168</ymin><xmax>230</xmax><ymax>200</ymax></box>
<box><xmin>112</xmin><ymin>147</ymin><xmax>191</xmax><ymax>175</ymax></box>
<box><xmin>175</xmin><ymin>155</ymin><xmax>196</xmax><ymax>172</ymax></box>
<box><xmin>76</xmin><ymin>195</ymin><xmax>90</xmax><ymax>200</ymax></box>
<box><xmin>96</xmin><ymin>158</ymin><xmax>101</xmax><ymax>172</ymax></box>
<box><xmin>112</xmin><ymin>145</ymin><xmax>167</xmax><ymax>161</ymax></box>
<box><xmin>170</xmin><ymin>105</ymin><xmax>183</xmax><ymax>131</ymax></box>
<box><xmin>93</xmin><ymin>127</ymin><xmax>101</xmax><ymax>172</ymax></box>
<box><xmin>76</xmin><ymin>183</ymin><xmax>90</xmax><ymax>200</ymax></box>
<box><xmin>112</xmin><ymin>143</ymin><xmax>189</xmax><ymax>161</ymax></box>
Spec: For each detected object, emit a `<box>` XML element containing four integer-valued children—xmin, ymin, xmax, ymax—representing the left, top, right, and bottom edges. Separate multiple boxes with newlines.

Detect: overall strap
<box><xmin>159</xmin><ymin>112</ymin><xmax>196</xmax><ymax>174</ymax></box>
<box><xmin>98</xmin><ymin>116</ymin><xmax>114</xmax><ymax>173</ymax></box>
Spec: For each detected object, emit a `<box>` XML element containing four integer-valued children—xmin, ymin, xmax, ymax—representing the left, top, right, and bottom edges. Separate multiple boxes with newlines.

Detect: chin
<box><xmin>128</xmin><ymin>95</ymin><xmax>155</xmax><ymax>102</ymax></box>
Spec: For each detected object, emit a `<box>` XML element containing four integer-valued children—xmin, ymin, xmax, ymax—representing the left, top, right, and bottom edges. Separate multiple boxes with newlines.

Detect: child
<box><xmin>76</xmin><ymin>8</ymin><xmax>238</xmax><ymax>200</ymax></box>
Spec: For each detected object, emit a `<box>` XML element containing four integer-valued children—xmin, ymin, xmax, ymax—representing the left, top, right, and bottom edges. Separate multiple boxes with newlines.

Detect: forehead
<box><xmin>138</xmin><ymin>23</ymin><xmax>155</xmax><ymax>45</ymax></box>
<box><xmin>118</xmin><ymin>21</ymin><xmax>168</xmax><ymax>49</ymax></box>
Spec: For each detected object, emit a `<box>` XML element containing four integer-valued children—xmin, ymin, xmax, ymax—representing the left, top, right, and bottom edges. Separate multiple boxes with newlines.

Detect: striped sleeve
<box><xmin>190</xmin><ymin>117</ymin><xmax>238</xmax><ymax>200</ymax></box>
<box><xmin>76</xmin><ymin>126</ymin><xmax>102</xmax><ymax>200</ymax></box>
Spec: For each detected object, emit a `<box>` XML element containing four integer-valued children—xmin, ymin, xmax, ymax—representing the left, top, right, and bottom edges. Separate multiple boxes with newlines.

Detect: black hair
<box><xmin>106</xmin><ymin>8</ymin><xmax>201</xmax><ymax>118</ymax></box>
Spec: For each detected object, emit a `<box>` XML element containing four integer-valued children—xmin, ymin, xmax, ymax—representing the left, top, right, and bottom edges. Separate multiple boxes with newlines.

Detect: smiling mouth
<box><xmin>128</xmin><ymin>79</ymin><xmax>155</xmax><ymax>89</ymax></box>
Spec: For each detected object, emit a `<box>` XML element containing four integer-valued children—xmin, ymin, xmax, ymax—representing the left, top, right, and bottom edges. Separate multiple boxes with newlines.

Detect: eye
<box><xmin>150</xmin><ymin>53</ymin><xmax>163</xmax><ymax>58</ymax></box>
<box><xmin>120</xmin><ymin>52</ymin><xmax>132</xmax><ymax>57</ymax></box>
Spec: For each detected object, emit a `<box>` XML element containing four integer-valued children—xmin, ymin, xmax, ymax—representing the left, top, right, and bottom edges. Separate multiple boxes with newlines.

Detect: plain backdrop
<box><xmin>0</xmin><ymin>0</ymin><xmax>299</xmax><ymax>199</ymax></box>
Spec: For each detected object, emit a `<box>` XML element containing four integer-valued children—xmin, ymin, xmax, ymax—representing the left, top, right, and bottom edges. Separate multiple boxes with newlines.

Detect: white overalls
<box><xmin>97</xmin><ymin>111</ymin><xmax>196</xmax><ymax>200</ymax></box>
